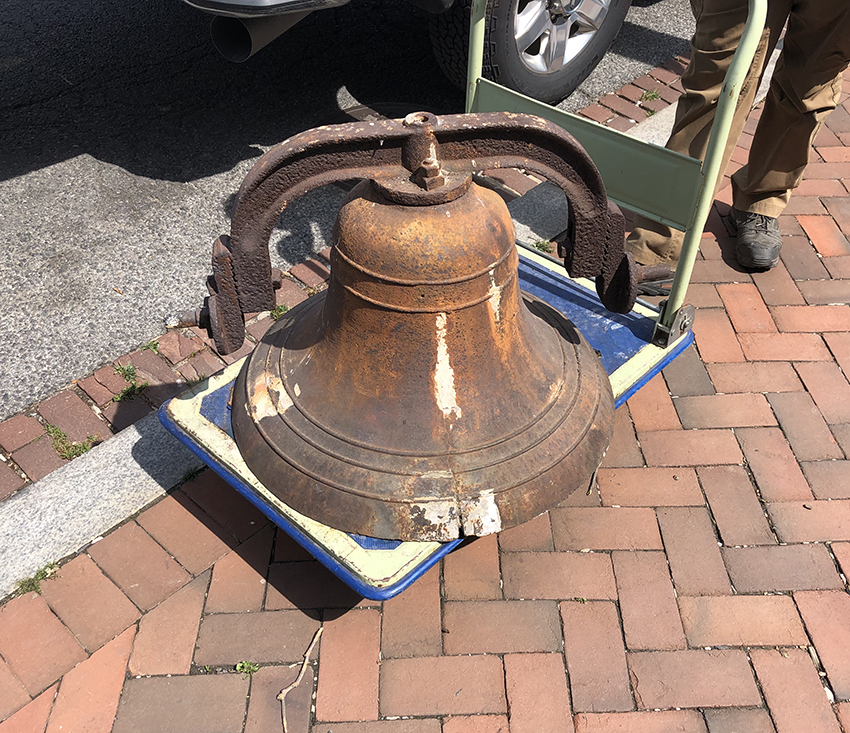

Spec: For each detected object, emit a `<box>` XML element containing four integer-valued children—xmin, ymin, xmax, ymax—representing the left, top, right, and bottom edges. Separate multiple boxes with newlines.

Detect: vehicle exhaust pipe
<box><xmin>210</xmin><ymin>11</ymin><xmax>311</xmax><ymax>62</ymax></box>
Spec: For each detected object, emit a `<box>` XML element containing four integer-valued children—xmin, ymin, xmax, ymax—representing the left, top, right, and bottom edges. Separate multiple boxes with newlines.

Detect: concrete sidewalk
<box><xmin>2</xmin><ymin>58</ymin><xmax>850</xmax><ymax>732</ymax></box>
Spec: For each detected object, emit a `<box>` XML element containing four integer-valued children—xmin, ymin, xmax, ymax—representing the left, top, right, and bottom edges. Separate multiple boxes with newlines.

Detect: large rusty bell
<box><xmin>201</xmin><ymin>111</ymin><xmax>639</xmax><ymax>541</ymax></box>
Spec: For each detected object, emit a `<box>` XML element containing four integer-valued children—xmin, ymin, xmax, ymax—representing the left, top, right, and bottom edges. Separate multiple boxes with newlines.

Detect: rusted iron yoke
<box><xmin>198</xmin><ymin>111</ymin><xmax>639</xmax><ymax>541</ymax></box>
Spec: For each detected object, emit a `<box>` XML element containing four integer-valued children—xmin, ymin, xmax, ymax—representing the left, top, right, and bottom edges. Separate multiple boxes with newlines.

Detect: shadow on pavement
<box><xmin>0</xmin><ymin>0</ymin><xmax>463</xmax><ymax>183</ymax></box>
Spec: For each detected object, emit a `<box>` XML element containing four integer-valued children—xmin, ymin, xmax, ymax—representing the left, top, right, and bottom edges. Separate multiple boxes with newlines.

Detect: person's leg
<box><xmin>625</xmin><ymin>0</ymin><xmax>789</xmax><ymax>266</ymax></box>
<box><xmin>731</xmin><ymin>0</ymin><xmax>850</xmax><ymax>217</ymax></box>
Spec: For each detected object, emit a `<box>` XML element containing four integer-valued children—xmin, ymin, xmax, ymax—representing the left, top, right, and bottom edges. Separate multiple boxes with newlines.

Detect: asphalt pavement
<box><xmin>0</xmin><ymin>0</ymin><xmax>693</xmax><ymax>420</ymax></box>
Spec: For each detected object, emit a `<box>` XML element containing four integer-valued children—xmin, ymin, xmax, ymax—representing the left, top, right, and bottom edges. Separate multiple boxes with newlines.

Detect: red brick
<box><xmin>626</xmin><ymin>374</ymin><xmax>680</xmax><ymax>432</ymax></box>
<box><xmin>708</xmin><ymin>361</ymin><xmax>803</xmax><ymax>393</ymax></box>
<box><xmin>575</xmin><ymin>711</ymin><xmax>707</xmax><ymax>733</ymax></box>
<box><xmin>442</xmin><ymin>535</ymin><xmax>501</xmax><ymax>600</ymax></box>
<box><xmin>443</xmin><ymin>600</ymin><xmax>561</xmax><ymax>654</ymax></box>
<box><xmin>751</xmin><ymin>648</ymin><xmax>842</xmax><ymax>733</ymax></box>
<box><xmin>45</xmin><ymin>626</ymin><xmax>133</xmax><ymax>733</ymax></box>
<box><xmin>738</xmin><ymin>332</ymin><xmax>831</xmax><ymax>361</ymax></box>
<box><xmin>39</xmin><ymin>554</ymin><xmax>139</xmax><ymax>653</ymax></box>
<box><xmin>781</xmin><ymin>234</ymin><xmax>831</xmax><ymax>280</ymax></box>
<box><xmin>824</xmin><ymin>196</ymin><xmax>850</xmax><ymax>236</ymax></box>
<box><xmin>504</xmin><ymin>653</ymin><xmax>573</xmax><ymax>733</ymax></box>
<box><xmin>599</xmin><ymin>94</ymin><xmax>644</xmax><ymax>121</ymax></box>
<box><xmin>111</xmin><ymin>675</ymin><xmax>249</xmax><ymax>733</ymax></box>
<box><xmin>265</xmin><ymin>561</ymin><xmax>375</xmax><ymax>610</ymax></box>
<box><xmin>380</xmin><ymin>656</ymin><xmax>506</xmax><ymax>717</ymax></box>
<box><xmin>698</xmin><ymin>465</ymin><xmax>774</xmax><ymax>545</ymax></box>
<box><xmin>316</xmin><ymin>609</ymin><xmax>380</xmax><ymax>722</ymax></box>
<box><xmin>205</xmin><ymin>525</ymin><xmax>273</xmax><ymax>614</ymax></box>
<box><xmin>678</xmin><ymin>595</ymin><xmax>806</xmax><ymax>647</ymax></box>
<box><xmin>612</xmin><ymin>551</ymin><xmax>686</xmax><ymax>651</ymax></box>
<box><xmin>640</xmin><ymin>429</ymin><xmax>742</xmax><ymax>467</ymax></box>
<box><xmin>117</xmin><ymin>349</ymin><xmax>180</xmax><ymax>387</ymax></box>
<box><xmin>617</xmin><ymin>84</ymin><xmax>644</xmax><ymax>103</ymax></box>
<box><xmin>838</xmin><ymin>704</ymin><xmax>850</xmax><ymax>733</ymax></box>
<box><xmin>797</xmin><ymin>362</ymin><xmax>850</xmax><ymax>424</ymax></box>
<box><xmin>825</xmin><ymin>332</ymin><xmax>850</xmax><ymax>375</ymax></box>
<box><xmin>751</xmin><ymin>262</ymin><xmax>805</xmax><ymax>306</ymax></box>
<box><xmin>11</xmin><ymin>439</ymin><xmax>67</xmax><ymax>481</ymax></box>
<box><xmin>93</xmin><ymin>365</ymin><xmax>129</xmax><ymax>394</ymax></box>
<box><xmin>156</xmin><ymin>330</ymin><xmax>199</xmax><ymax>365</ymax></box>
<box><xmin>0</xmin><ymin>462</ymin><xmax>25</xmax><ymax>500</ymax></box>
<box><xmin>561</xmin><ymin>601</ymin><xmax>632</xmax><ymax>712</ymax></box>
<box><xmin>177</xmin><ymin>350</ymin><xmax>224</xmax><ymax>384</ymax></box>
<box><xmin>579</xmin><ymin>104</ymin><xmax>614</xmax><ymax>123</ymax></box>
<box><xmin>802</xmin><ymin>461</ymin><xmax>850</xmax><ymax>499</ymax></box>
<box><xmin>794</xmin><ymin>591</ymin><xmax>850</xmax><ymax>701</ymax></box>
<box><xmin>101</xmin><ymin>398</ymin><xmax>153</xmax><ymax>431</ymax></box>
<box><xmin>0</xmin><ymin>684</ymin><xmax>56</xmax><ymax>733</ymax></box>
<box><xmin>780</xmin><ymin>214</ymin><xmax>806</xmax><ymax>237</ymax></box>
<box><xmin>597</xmin><ymin>467</ymin><xmax>702</xmax><ymax>507</ymax></box>
<box><xmin>814</xmin><ymin>125</ymin><xmax>842</xmax><ymax>147</ymax></box>
<box><xmin>273</xmin><ymin>528</ymin><xmax>313</xmax><ymax>562</ymax></box>
<box><xmin>784</xmin><ymin>197</ymin><xmax>828</xmax><ymax>215</ymax></box>
<box><xmin>88</xmin><ymin>521</ymin><xmax>191</xmax><ymax>611</ymax></box>
<box><xmin>662</xmin><ymin>344</ymin><xmax>716</xmax><ymax>397</ymax></box>
<box><xmin>656</xmin><ymin>507</ymin><xmax>731</xmax><ymax>595</ymax></box>
<box><xmin>799</xmin><ymin>216</ymin><xmax>850</xmax><ymax>257</ymax></box>
<box><xmin>820</xmin><ymin>148</ymin><xmax>850</xmax><ymax>162</ymax></box>
<box><xmin>798</xmin><ymin>279</ymin><xmax>850</xmax><ymax>305</ymax></box>
<box><xmin>245</xmin><ymin>665</ymin><xmax>311</xmax><ymax>733</ymax></box>
<box><xmin>824</xmin><ymin>256</ymin><xmax>850</xmax><ymax>279</ymax></box>
<box><xmin>722</xmin><ymin>544</ymin><xmax>843</xmax><ymax>591</ymax></box>
<box><xmin>180</xmin><ymin>471</ymin><xmax>266</xmax><ymax>543</ymax></box>
<box><xmin>716</xmin><ymin>283</ymin><xmax>776</xmax><ymax>334</ymax></box>
<box><xmin>795</xmin><ymin>183</ymin><xmax>847</xmax><ymax>203</ymax></box>
<box><xmin>194</xmin><ymin>610</ymin><xmax>320</xmax><ymax>666</ymax></box>
<box><xmin>833</xmin><ymin>423</ymin><xmax>850</xmax><ymax>455</ymax></box>
<box><xmin>37</xmin><ymin>390</ymin><xmax>109</xmax><ymax>444</ymax></box>
<box><xmin>0</xmin><ymin>593</ymin><xmax>85</xmax><ymax>695</ymax></box>
<box><xmin>136</xmin><ymin>491</ymin><xmax>234</xmax><ymax>575</ymax></box>
<box><xmin>691</xmin><ymin>260</ymin><xmax>751</xmax><ymax>284</ymax></box>
<box><xmin>313</xmin><ymin>723</ymin><xmax>441</xmax><ymax>733</ymax></box>
<box><xmin>0</xmin><ymin>658</ymin><xmax>29</xmax><ymax>722</ymax></box>
<box><xmin>703</xmin><ymin>708</ymin><xmax>775</xmax><ymax>733</ymax></box>
<box><xmin>442</xmin><ymin>716</ymin><xmax>509</xmax><ymax>733</ymax></box>
<box><xmin>766</xmin><ymin>393</ymin><xmax>843</xmax><ymax>461</ymax></box>
<box><xmin>502</xmin><ymin>551</ymin><xmax>616</xmax><ymax>600</ymax></box>
<box><xmin>0</xmin><ymin>415</ymin><xmax>43</xmax><ymax>453</ymax></box>
<box><xmin>767</xmin><ymin>500</ymin><xmax>850</xmax><ymax>542</ymax></box>
<box><xmin>290</xmin><ymin>259</ymin><xmax>330</xmax><ymax>288</ymax></box>
<box><xmin>601</xmin><ymin>406</ymin><xmax>644</xmax><ymax>468</ymax></box>
<box><xmin>497</xmin><ymin>512</ymin><xmax>553</xmax><ymax>551</ymax></box>
<box><xmin>801</xmin><ymin>162</ymin><xmax>850</xmax><ymax>179</ymax></box>
<box><xmin>550</xmin><ymin>507</ymin><xmax>662</xmax><ymax>550</ymax></box>
<box><xmin>628</xmin><ymin>650</ymin><xmax>760</xmax><ymax>709</ymax></box>
<box><xmin>772</xmin><ymin>305</ymin><xmax>850</xmax><ymax>332</ymax></box>
<box><xmin>128</xmin><ymin>570</ymin><xmax>208</xmax><ymax>676</ymax></box>
<box><xmin>736</xmin><ymin>427</ymin><xmax>814</xmax><ymax>501</ymax></box>
<box><xmin>674</xmin><ymin>393</ymin><xmax>776</xmax><ymax>428</ymax></box>
<box><xmin>687</xmin><ymin>283</ymin><xmax>724</xmax><ymax>308</ymax></box>
<box><xmin>381</xmin><ymin>565</ymin><xmax>441</xmax><ymax>658</ymax></box>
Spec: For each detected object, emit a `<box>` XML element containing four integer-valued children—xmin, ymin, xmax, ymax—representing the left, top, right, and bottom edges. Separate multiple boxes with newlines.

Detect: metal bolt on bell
<box><xmin>196</xmin><ymin>111</ymin><xmax>639</xmax><ymax>542</ymax></box>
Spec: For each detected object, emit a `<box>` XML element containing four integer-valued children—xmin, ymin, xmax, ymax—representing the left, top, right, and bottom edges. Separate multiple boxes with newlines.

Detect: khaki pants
<box><xmin>626</xmin><ymin>0</ymin><xmax>850</xmax><ymax>266</ymax></box>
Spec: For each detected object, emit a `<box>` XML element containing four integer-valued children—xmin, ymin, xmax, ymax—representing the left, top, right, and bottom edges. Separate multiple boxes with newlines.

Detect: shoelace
<box><xmin>736</xmin><ymin>211</ymin><xmax>777</xmax><ymax>231</ymax></box>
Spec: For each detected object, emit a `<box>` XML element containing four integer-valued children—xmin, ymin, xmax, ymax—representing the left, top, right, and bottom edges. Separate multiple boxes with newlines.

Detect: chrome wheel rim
<box><xmin>513</xmin><ymin>0</ymin><xmax>611</xmax><ymax>74</ymax></box>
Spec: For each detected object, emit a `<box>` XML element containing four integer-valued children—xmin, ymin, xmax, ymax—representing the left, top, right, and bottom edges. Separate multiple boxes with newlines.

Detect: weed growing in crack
<box><xmin>14</xmin><ymin>562</ymin><xmax>59</xmax><ymax>596</ymax></box>
<box><xmin>44</xmin><ymin>424</ymin><xmax>97</xmax><ymax>460</ymax></box>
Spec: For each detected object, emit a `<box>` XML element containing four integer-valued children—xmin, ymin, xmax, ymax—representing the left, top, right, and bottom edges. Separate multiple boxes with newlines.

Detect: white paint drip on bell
<box><xmin>488</xmin><ymin>268</ymin><xmax>501</xmax><ymax>322</ymax></box>
<box><xmin>434</xmin><ymin>312</ymin><xmax>462</xmax><ymax>421</ymax></box>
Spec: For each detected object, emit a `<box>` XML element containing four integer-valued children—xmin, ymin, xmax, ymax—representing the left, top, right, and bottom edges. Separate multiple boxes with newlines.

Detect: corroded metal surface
<box><xmin>203</xmin><ymin>110</ymin><xmax>637</xmax><ymax>352</ymax></box>
<box><xmin>207</xmin><ymin>111</ymin><xmax>620</xmax><ymax>540</ymax></box>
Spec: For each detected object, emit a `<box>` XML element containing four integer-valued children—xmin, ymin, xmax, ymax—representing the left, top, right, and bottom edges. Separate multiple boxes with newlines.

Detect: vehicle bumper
<box><xmin>182</xmin><ymin>0</ymin><xmax>351</xmax><ymax>18</ymax></box>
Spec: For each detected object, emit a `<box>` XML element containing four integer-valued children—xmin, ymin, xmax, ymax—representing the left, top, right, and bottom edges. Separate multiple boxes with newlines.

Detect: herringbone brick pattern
<box><xmin>2</xmin><ymin>72</ymin><xmax>850</xmax><ymax>733</ymax></box>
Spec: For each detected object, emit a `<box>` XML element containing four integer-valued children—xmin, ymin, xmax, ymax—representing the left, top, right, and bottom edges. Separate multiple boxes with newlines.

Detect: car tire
<box><xmin>430</xmin><ymin>0</ymin><xmax>632</xmax><ymax>104</ymax></box>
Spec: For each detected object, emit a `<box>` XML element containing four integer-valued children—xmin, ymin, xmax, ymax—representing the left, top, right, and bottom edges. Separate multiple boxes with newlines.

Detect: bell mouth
<box><xmin>231</xmin><ymin>290</ymin><xmax>614</xmax><ymax>541</ymax></box>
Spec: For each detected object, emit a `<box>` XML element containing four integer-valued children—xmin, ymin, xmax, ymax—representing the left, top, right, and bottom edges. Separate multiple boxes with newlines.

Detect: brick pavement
<box><xmin>2</xmin><ymin>64</ymin><xmax>850</xmax><ymax>732</ymax></box>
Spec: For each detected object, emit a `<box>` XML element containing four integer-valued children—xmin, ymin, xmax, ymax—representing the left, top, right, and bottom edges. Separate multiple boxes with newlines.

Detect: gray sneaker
<box><xmin>731</xmin><ymin>208</ymin><xmax>782</xmax><ymax>269</ymax></box>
